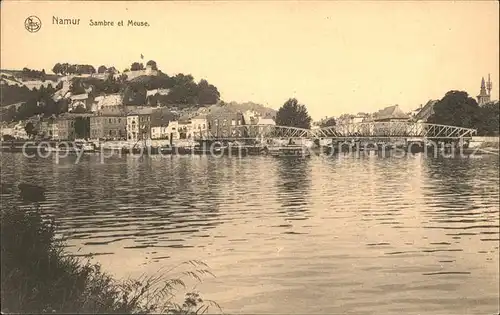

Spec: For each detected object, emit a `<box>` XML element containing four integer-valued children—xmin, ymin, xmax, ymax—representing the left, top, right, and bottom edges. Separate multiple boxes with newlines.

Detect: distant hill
<box><xmin>1</xmin><ymin>69</ymin><xmax>61</xmax><ymax>82</ymax></box>
<box><xmin>224</xmin><ymin>101</ymin><xmax>277</xmax><ymax>118</ymax></box>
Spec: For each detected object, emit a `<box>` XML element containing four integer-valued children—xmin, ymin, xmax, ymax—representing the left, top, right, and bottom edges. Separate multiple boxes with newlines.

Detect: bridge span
<box><xmin>192</xmin><ymin>122</ymin><xmax>477</xmax><ymax>142</ymax></box>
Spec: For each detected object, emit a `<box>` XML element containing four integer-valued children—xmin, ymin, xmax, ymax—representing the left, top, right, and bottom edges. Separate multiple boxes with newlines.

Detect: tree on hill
<box><xmin>69</xmin><ymin>79</ymin><xmax>86</xmax><ymax>94</ymax></box>
<box><xmin>74</xmin><ymin>117</ymin><xmax>90</xmax><ymax>138</ymax></box>
<box><xmin>275</xmin><ymin>98</ymin><xmax>312</xmax><ymax>129</ymax></box>
<box><xmin>97</xmin><ymin>65</ymin><xmax>108</xmax><ymax>74</ymax></box>
<box><xmin>197</xmin><ymin>79</ymin><xmax>220</xmax><ymax>105</ymax></box>
<box><xmin>146</xmin><ymin>60</ymin><xmax>158</xmax><ymax>70</ymax></box>
<box><xmin>428</xmin><ymin>91</ymin><xmax>481</xmax><ymax>129</ymax></box>
<box><xmin>320</xmin><ymin>117</ymin><xmax>336</xmax><ymax>127</ymax></box>
<box><xmin>477</xmin><ymin>101</ymin><xmax>500</xmax><ymax>136</ymax></box>
<box><xmin>24</xmin><ymin>122</ymin><xmax>36</xmax><ymax>139</ymax></box>
<box><xmin>123</xmin><ymin>85</ymin><xmax>147</xmax><ymax>106</ymax></box>
<box><xmin>130</xmin><ymin>62</ymin><xmax>144</xmax><ymax>71</ymax></box>
<box><xmin>52</xmin><ymin>63</ymin><xmax>62</xmax><ymax>75</ymax></box>
<box><xmin>72</xmin><ymin>105</ymin><xmax>87</xmax><ymax>114</ymax></box>
<box><xmin>164</xmin><ymin>74</ymin><xmax>199</xmax><ymax>105</ymax></box>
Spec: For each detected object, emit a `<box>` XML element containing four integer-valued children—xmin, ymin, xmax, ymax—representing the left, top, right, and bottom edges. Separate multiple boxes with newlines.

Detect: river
<box><xmin>1</xmin><ymin>153</ymin><xmax>499</xmax><ymax>314</ymax></box>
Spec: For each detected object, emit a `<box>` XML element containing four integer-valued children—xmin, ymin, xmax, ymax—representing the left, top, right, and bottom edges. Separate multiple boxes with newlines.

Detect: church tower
<box><xmin>477</xmin><ymin>74</ymin><xmax>492</xmax><ymax>106</ymax></box>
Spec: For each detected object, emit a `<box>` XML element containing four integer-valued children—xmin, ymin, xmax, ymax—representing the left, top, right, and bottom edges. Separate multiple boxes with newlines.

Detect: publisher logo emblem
<box><xmin>25</xmin><ymin>16</ymin><xmax>41</xmax><ymax>33</ymax></box>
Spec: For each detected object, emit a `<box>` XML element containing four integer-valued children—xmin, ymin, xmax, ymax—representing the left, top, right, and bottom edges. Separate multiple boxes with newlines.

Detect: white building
<box><xmin>124</xmin><ymin>64</ymin><xmax>158</xmax><ymax>81</ymax></box>
<box><xmin>68</xmin><ymin>93</ymin><xmax>89</xmax><ymax>112</ymax></box>
<box><xmin>165</xmin><ymin>121</ymin><xmax>179</xmax><ymax>140</ymax></box>
<box><xmin>92</xmin><ymin>94</ymin><xmax>123</xmax><ymax>112</ymax></box>
<box><xmin>151</xmin><ymin>126</ymin><xmax>169</xmax><ymax>140</ymax></box>
<box><xmin>126</xmin><ymin>108</ymin><xmax>153</xmax><ymax>142</ymax></box>
<box><xmin>1</xmin><ymin>122</ymin><xmax>29</xmax><ymax>139</ymax></box>
<box><xmin>257</xmin><ymin>117</ymin><xmax>276</xmax><ymax>125</ymax></box>
<box><xmin>242</xmin><ymin>110</ymin><xmax>260</xmax><ymax>125</ymax></box>
<box><xmin>190</xmin><ymin>115</ymin><xmax>208</xmax><ymax>139</ymax></box>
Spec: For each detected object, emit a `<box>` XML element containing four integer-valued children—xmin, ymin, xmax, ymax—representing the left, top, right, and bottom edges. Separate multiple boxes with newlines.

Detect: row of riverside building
<box><xmin>1</xmin><ymin>104</ymin><xmax>276</xmax><ymax>141</ymax></box>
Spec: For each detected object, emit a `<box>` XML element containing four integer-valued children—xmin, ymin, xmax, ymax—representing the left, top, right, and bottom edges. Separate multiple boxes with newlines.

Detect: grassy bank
<box><xmin>1</xmin><ymin>205</ymin><xmax>220</xmax><ymax>314</ymax></box>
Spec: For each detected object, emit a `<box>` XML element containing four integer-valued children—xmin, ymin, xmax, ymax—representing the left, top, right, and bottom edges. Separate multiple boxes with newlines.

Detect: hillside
<box><xmin>1</xmin><ymin>69</ymin><xmax>61</xmax><ymax>82</ymax></box>
<box><xmin>224</xmin><ymin>101</ymin><xmax>277</xmax><ymax>118</ymax></box>
<box><xmin>1</xmin><ymin>65</ymin><xmax>277</xmax><ymax>123</ymax></box>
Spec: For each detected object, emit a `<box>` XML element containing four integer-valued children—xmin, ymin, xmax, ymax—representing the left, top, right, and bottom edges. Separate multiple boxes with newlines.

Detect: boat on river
<box><xmin>267</xmin><ymin>145</ymin><xmax>311</xmax><ymax>157</ymax></box>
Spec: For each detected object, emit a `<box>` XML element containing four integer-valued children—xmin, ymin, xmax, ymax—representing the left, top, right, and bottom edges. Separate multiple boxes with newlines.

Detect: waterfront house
<box><xmin>166</xmin><ymin>121</ymin><xmax>180</xmax><ymax>141</ymax></box>
<box><xmin>370</xmin><ymin>105</ymin><xmax>410</xmax><ymax>136</ymax></box>
<box><xmin>39</xmin><ymin>117</ymin><xmax>59</xmax><ymax>139</ymax></box>
<box><xmin>190</xmin><ymin>114</ymin><xmax>209</xmax><ymax>139</ymax></box>
<box><xmin>126</xmin><ymin>107</ymin><xmax>154</xmax><ymax>142</ymax></box>
<box><xmin>178</xmin><ymin>117</ymin><xmax>193</xmax><ymax>140</ymax></box>
<box><xmin>413</xmin><ymin>100</ymin><xmax>438</xmax><ymax>122</ymax></box>
<box><xmin>150</xmin><ymin>109</ymin><xmax>177</xmax><ymax>140</ymax></box>
<box><xmin>372</xmin><ymin>105</ymin><xmax>410</xmax><ymax>122</ymax></box>
<box><xmin>90</xmin><ymin>107</ymin><xmax>127</xmax><ymax>140</ymax></box>
<box><xmin>257</xmin><ymin>116</ymin><xmax>276</xmax><ymax>125</ymax></box>
<box><xmin>206</xmin><ymin>106</ymin><xmax>244</xmax><ymax>138</ymax></box>
<box><xmin>1</xmin><ymin>122</ymin><xmax>29</xmax><ymax>140</ymax></box>
<box><xmin>55</xmin><ymin>115</ymin><xmax>76</xmax><ymax>140</ymax></box>
<box><xmin>242</xmin><ymin>110</ymin><xmax>260</xmax><ymax>125</ymax></box>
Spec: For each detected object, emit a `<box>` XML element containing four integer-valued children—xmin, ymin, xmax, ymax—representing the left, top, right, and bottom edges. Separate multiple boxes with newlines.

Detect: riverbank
<box><xmin>0</xmin><ymin>201</ymin><xmax>220</xmax><ymax>314</ymax></box>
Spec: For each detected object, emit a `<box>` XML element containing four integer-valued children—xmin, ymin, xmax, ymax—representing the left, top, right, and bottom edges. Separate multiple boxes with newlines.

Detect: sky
<box><xmin>1</xmin><ymin>0</ymin><xmax>499</xmax><ymax>120</ymax></box>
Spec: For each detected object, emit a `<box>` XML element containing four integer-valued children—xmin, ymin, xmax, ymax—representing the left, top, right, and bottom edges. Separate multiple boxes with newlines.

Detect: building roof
<box><xmin>150</xmin><ymin>108</ymin><xmax>177</xmax><ymax>127</ymax></box>
<box><xmin>127</xmin><ymin>107</ymin><xmax>155</xmax><ymax>116</ymax></box>
<box><xmin>96</xmin><ymin>94</ymin><xmax>122</xmax><ymax>107</ymax></box>
<box><xmin>258</xmin><ymin>117</ymin><xmax>276</xmax><ymax>125</ymax></box>
<box><xmin>414</xmin><ymin>100</ymin><xmax>438</xmax><ymax>121</ymax></box>
<box><xmin>98</xmin><ymin>106</ymin><xmax>128</xmax><ymax>117</ymax></box>
<box><xmin>373</xmin><ymin>105</ymin><xmax>409</xmax><ymax>121</ymax></box>
<box><xmin>70</xmin><ymin>93</ymin><xmax>89</xmax><ymax>101</ymax></box>
<box><xmin>146</xmin><ymin>88</ymin><xmax>170</xmax><ymax>97</ymax></box>
<box><xmin>207</xmin><ymin>105</ymin><xmax>240</xmax><ymax>117</ymax></box>
<box><xmin>191</xmin><ymin>114</ymin><xmax>207</xmax><ymax>120</ymax></box>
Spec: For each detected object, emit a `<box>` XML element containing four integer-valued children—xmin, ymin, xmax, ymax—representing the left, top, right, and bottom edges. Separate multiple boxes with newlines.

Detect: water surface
<box><xmin>2</xmin><ymin>153</ymin><xmax>499</xmax><ymax>314</ymax></box>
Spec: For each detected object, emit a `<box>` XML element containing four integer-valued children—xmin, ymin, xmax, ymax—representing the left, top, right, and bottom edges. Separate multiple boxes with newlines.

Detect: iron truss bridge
<box><xmin>314</xmin><ymin>122</ymin><xmax>477</xmax><ymax>139</ymax></box>
<box><xmin>192</xmin><ymin>122</ymin><xmax>477</xmax><ymax>140</ymax></box>
<box><xmin>193</xmin><ymin>125</ymin><xmax>315</xmax><ymax>141</ymax></box>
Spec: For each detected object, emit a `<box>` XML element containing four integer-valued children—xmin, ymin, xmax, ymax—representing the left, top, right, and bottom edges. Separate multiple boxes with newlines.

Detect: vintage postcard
<box><xmin>1</xmin><ymin>1</ymin><xmax>499</xmax><ymax>314</ymax></box>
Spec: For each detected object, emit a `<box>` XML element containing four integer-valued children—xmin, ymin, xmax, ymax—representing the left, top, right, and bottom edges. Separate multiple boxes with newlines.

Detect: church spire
<box><xmin>486</xmin><ymin>73</ymin><xmax>492</xmax><ymax>96</ymax></box>
<box><xmin>478</xmin><ymin>75</ymin><xmax>492</xmax><ymax>106</ymax></box>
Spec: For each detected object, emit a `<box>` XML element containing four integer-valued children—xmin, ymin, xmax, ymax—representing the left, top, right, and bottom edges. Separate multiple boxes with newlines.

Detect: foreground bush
<box><xmin>1</xmin><ymin>206</ymin><xmax>220</xmax><ymax>314</ymax></box>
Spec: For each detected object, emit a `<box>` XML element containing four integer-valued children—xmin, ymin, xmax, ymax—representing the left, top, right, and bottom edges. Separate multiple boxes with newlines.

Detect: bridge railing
<box><xmin>190</xmin><ymin>122</ymin><xmax>477</xmax><ymax>141</ymax></box>
<box><xmin>314</xmin><ymin>122</ymin><xmax>477</xmax><ymax>139</ymax></box>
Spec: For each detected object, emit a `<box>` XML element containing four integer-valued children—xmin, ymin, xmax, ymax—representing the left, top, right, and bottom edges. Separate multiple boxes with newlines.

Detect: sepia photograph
<box><xmin>1</xmin><ymin>1</ymin><xmax>499</xmax><ymax>314</ymax></box>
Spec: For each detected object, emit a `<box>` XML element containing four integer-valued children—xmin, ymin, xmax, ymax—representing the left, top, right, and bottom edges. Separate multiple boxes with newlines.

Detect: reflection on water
<box><xmin>1</xmin><ymin>153</ymin><xmax>499</xmax><ymax>314</ymax></box>
<box><xmin>275</xmin><ymin>158</ymin><xmax>311</xmax><ymax>220</ymax></box>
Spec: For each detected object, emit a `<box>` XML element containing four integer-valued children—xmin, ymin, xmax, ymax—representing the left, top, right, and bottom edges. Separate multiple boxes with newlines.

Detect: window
<box><xmin>231</xmin><ymin>119</ymin><xmax>236</xmax><ymax>126</ymax></box>
<box><xmin>109</xmin><ymin>118</ymin><xmax>112</xmax><ymax>123</ymax></box>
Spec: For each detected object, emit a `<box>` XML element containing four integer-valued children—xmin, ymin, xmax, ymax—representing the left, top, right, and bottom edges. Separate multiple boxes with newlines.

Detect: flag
<box><xmin>140</xmin><ymin>54</ymin><xmax>144</xmax><ymax>59</ymax></box>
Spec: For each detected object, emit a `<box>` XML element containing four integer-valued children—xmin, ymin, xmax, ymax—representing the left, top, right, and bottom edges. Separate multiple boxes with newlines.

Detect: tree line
<box><xmin>21</xmin><ymin>68</ymin><xmax>47</xmax><ymax>81</ymax></box>
<box><xmin>428</xmin><ymin>91</ymin><xmax>499</xmax><ymax>136</ymax></box>
<box><xmin>1</xmin><ymin>85</ymin><xmax>68</xmax><ymax>122</ymax></box>
<box><xmin>269</xmin><ymin>90</ymin><xmax>499</xmax><ymax>136</ymax></box>
<box><xmin>52</xmin><ymin>63</ymin><xmax>96</xmax><ymax>75</ymax></box>
<box><xmin>54</xmin><ymin>60</ymin><xmax>158</xmax><ymax>76</ymax></box>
